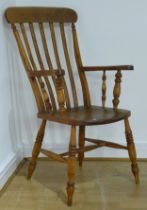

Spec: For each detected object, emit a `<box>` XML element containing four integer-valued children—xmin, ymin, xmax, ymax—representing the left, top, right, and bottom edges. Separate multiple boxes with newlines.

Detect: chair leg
<box><xmin>78</xmin><ymin>126</ymin><xmax>85</xmax><ymax>167</ymax></box>
<box><xmin>124</xmin><ymin>118</ymin><xmax>139</xmax><ymax>184</ymax></box>
<box><xmin>27</xmin><ymin>120</ymin><xmax>46</xmax><ymax>180</ymax></box>
<box><xmin>67</xmin><ymin>126</ymin><xmax>77</xmax><ymax>206</ymax></box>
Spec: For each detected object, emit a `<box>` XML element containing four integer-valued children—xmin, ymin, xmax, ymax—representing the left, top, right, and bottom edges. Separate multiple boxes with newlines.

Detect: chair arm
<box><xmin>81</xmin><ymin>65</ymin><xmax>133</xmax><ymax>110</ymax></box>
<box><xmin>80</xmin><ymin>65</ymin><xmax>134</xmax><ymax>72</ymax></box>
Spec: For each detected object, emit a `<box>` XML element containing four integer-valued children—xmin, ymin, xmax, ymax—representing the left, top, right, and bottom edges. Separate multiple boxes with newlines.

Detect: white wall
<box><xmin>1</xmin><ymin>0</ymin><xmax>147</xmax><ymax>178</ymax></box>
<box><xmin>2</xmin><ymin>0</ymin><xmax>147</xmax><ymax>191</ymax></box>
<box><xmin>11</xmin><ymin>0</ymin><xmax>147</xmax><ymax>158</ymax></box>
<box><xmin>0</xmin><ymin>0</ymin><xmax>23</xmax><ymax>189</ymax></box>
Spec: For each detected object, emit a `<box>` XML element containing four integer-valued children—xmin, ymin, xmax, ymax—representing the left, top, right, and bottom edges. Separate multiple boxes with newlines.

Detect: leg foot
<box><xmin>66</xmin><ymin>183</ymin><xmax>74</xmax><ymax>206</ymax></box>
<box><xmin>27</xmin><ymin>162</ymin><xmax>36</xmax><ymax>180</ymax></box>
<box><xmin>124</xmin><ymin>118</ymin><xmax>139</xmax><ymax>184</ymax></box>
<box><xmin>131</xmin><ymin>163</ymin><xmax>139</xmax><ymax>184</ymax></box>
<box><xmin>27</xmin><ymin>120</ymin><xmax>46</xmax><ymax>179</ymax></box>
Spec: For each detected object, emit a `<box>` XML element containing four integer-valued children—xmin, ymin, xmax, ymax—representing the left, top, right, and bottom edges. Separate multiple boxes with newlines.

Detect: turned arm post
<box><xmin>101</xmin><ymin>70</ymin><xmax>107</xmax><ymax>108</ymax></box>
<box><xmin>112</xmin><ymin>70</ymin><xmax>122</xmax><ymax>110</ymax></box>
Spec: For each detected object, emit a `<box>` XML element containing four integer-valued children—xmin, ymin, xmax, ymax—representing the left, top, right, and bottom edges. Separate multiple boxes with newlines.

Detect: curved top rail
<box><xmin>5</xmin><ymin>7</ymin><xmax>78</xmax><ymax>23</ymax></box>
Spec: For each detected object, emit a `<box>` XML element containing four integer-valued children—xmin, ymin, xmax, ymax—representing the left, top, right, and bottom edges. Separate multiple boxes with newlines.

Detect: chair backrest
<box><xmin>5</xmin><ymin>7</ymin><xmax>91</xmax><ymax>113</ymax></box>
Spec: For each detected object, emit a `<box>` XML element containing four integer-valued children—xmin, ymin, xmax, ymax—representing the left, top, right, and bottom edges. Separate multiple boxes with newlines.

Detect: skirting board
<box><xmin>0</xmin><ymin>152</ymin><xmax>22</xmax><ymax>190</ymax></box>
<box><xmin>23</xmin><ymin>142</ymin><xmax>147</xmax><ymax>158</ymax></box>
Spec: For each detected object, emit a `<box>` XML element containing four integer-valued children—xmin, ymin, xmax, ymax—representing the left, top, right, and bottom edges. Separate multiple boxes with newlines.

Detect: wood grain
<box><xmin>5</xmin><ymin>7</ymin><xmax>77</xmax><ymax>23</ymax></box>
<box><xmin>5</xmin><ymin>7</ymin><xmax>139</xmax><ymax>206</ymax></box>
<box><xmin>78</xmin><ymin>126</ymin><xmax>85</xmax><ymax>167</ymax></box>
<box><xmin>67</xmin><ymin>126</ymin><xmax>77</xmax><ymax>206</ymax></box>
<box><xmin>27</xmin><ymin>120</ymin><xmax>46</xmax><ymax>179</ymax></box>
<box><xmin>102</xmin><ymin>71</ymin><xmax>107</xmax><ymax>108</ymax></box>
<box><xmin>124</xmin><ymin>118</ymin><xmax>139</xmax><ymax>184</ymax></box>
<box><xmin>113</xmin><ymin>70</ymin><xmax>122</xmax><ymax>110</ymax></box>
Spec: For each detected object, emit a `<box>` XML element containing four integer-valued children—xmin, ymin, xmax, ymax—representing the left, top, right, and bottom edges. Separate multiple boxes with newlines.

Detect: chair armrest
<box><xmin>81</xmin><ymin>65</ymin><xmax>133</xmax><ymax>110</ymax></box>
<box><xmin>80</xmin><ymin>65</ymin><xmax>134</xmax><ymax>72</ymax></box>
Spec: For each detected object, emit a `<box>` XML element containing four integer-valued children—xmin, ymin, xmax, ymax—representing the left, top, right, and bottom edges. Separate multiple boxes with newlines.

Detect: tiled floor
<box><xmin>0</xmin><ymin>159</ymin><xmax>147</xmax><ymax>210</ymax></box>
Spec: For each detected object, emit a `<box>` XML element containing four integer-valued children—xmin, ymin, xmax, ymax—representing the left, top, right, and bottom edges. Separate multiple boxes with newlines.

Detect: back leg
<box><xmin>27</xmin><ymin>120</ymin><xmax>46</xmax><ymax>179</ymax></box>
<box><xmin>124</xmin><ymin>118</ymin><xmax>139</xmax><ymax>184</ymax></box>
<box><xmin>78</xmin><ymin>126</ymin><xmax>85</xmax><ymax>167</ymax></box>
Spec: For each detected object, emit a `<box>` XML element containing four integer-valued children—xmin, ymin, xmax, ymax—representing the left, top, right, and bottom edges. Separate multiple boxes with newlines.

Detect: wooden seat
<box><xmin>38</xmin><ymin>106</ymin><xmax>131</xmax><ymax>126</ymax></box>
<box><xmin>5</xmin><ymin>7</ymin><xmax>139</xmax><ymax>206</ymax></box>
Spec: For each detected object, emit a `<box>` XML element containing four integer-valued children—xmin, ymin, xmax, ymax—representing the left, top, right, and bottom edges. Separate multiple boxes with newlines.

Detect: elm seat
<box><xmin>5</xmin><ymin>6</ymin><xmax>139</xmax><ymax>206</ymax></box>
<box><xmin>38</xmin><ymin>106</ymin><xmax>131</xmax><ymax>126</ymax></box>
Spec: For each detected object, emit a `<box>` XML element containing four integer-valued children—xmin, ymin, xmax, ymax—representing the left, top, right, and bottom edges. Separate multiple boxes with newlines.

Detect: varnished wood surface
<box><xmin>5</xmin><ymin>7</ymin><xmax>77</xmax><ymax>23</ymax></box>
<box><xmin>81</xmin><ymin>65</ymin><xmax>134</xmax><ymax>71</ymax></box>
<box><xmin>124</xmin><ymin>118</ymin><xmax>139</xmax><ymax>184</ymax></box>
<box><xmin>72</xmin><ymin>23</ymin><xmax>91</xmax><ymax>106</ymax></box>
<box><xmin>27</xmin><ymin>120</ymin><xmax>46</xmax><ymax>179</ymax></box>
<box><xmin>102</xmin><ymin>71</ymin><xmax>107</xmax><ymax>108</ymax></box>
<box><xmin>67</xmin><ymin>126</ymin><xmax>77</xmax><ymax>206</ymax></box>
<box><xmin>113</xmin><ymin>71</ymin><xmax>122</xmax><ymax>110</ymax></box>
<box><xmin>0</xmin><ymin>160</ymin><xmax>146</xmax><ymax>210</ymax></box>
<box><xmin>38</xmin><ymin>106</ymin><xmax>131</xmax><ymax>126</ymax></box>
<box><xmin>5</xmin><ymin>7</ymin><xmax>138</xmax><ymax>206</ymax></box>
<box><xmin>27</xmin><ymin>69</ymin><xmax>65</xmax><ymax>78</ymax></box>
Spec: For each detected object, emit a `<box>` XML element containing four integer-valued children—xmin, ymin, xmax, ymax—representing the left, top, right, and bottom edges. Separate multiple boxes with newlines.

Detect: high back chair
<box><xmin>5</xmin><ymin>7</ymin><xmax>139</xmax><ymax>206</ymax></box>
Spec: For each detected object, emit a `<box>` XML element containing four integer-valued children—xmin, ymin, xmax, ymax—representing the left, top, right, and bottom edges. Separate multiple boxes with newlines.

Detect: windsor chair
<box><xmin>5</xmin><ymin>7</ymin><xmax>139</xmax><ymax>206</ymax></box>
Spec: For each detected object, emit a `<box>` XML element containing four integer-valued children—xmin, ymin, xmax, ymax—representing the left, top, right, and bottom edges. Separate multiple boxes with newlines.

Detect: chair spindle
<box><xmin>113</xmin><ymin>70</ymin><xmax>122</xmax><ymax>110</ymax></box>
<box><xmin>12</xmin><ymin>24</ymin><xmax>45</xmax><ymax>112</ymax></box>
<box><xmin>60</xmin><ymin>23</ymin><xmax>78</xmax><ymax>107</ymax></box>
<box><xmin>49</xmin><ymin>22</ymin><xmax>70</xmax><ymax>108</ymax></box>
<box><xmin>55</xmin><ymin>71</ymin><xmax>66</xmax><ymax>111</ymax></box>
<box><xmin>102</xmin><ymin>71</ymin><xmax>107</xmax><ymax>108</ymax></box>
<box><xmin>72</xmin><ymin>23</ymin><xmax>91</xmax><ymax>107</ymax></box>
<box><xmin>29</xmin><ymin>23</ymin><xmax>57</xmax><ymax>111</ymax></box>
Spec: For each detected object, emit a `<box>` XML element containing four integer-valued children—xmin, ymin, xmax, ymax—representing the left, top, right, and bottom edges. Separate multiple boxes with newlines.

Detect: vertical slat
<box><xmin>11</xmin><ymin>24</ymin><xmax>45</xmax><ymax>112</ymax></box>
<box><xmin>21</xmin><ymin>23</ymin><xmax>53</xmax><ymax>111</ymax></box>
<box><xmin>60</xmin><ymin>23</ymin><xmax>78</xmax><ymax>107</ymax></box>
<box><xmin>38</xmin><ymin>22</ymin><xmax>58</xmax><ymax>111</ymax></box>
<box><xmin>113</xmin><ymin>70</ymin><xmax>122</xmax><ymax>110</ymax></box>
<box><xmin>29</xmin><ymin>22</ymin><xmax>56</xmax><ymax>111</ymax></box>
<box><xmin>20</xmin><ymin>23</ymin><xmax>37</xmax><ymax>71</ymax></box>
<box><xmin>39</xmin><ymin>23</ymin><xmax>60</xmax><ymax>110</ymax></box>
<box><xmin>72</xmin><ymin>23</ymin><xmax>91</xmax><ymax>107</ymax></box>
<box><xmin>49</xmin><ymin>22</ymin><xmax>62</xmax><ymax>68</ymax></box>
<box><xmin>12</xmin><ymin>24</ymin><xmax>32</xmax><ymax>71</ymax></box>
<box><xmin>38</xmin><ymin>22</ymin><xmax>53</xmax><ymax>69</ymax></box>
<box><xmin>102</xmin><ymin>70</ymin><xmax>106</xmax><ymax>108</ymax></box>
<box><xmin>49</xmin><ymin>22</ymin><xmax>71</xmax><ymax>108</ymax></box>
<box><xmin>71</xmin><ymin>24</ymin><xmax>82</xmax><ymax>66</ymax></box>
<box><xmin>28</xmin><ymin>22</ymin><xmax>52</xmax><ymax>111</ymax></box>
<box><xmin>29</xmin><ymin>22</ymin><xmax>45</xmax><ymax>69</ymax></box>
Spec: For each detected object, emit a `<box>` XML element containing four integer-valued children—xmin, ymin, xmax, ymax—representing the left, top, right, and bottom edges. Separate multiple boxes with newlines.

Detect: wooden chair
<box><xmin>5</xmin><ymin>7</ymin><xmax>139</xmax><ymax>206</ymax></box>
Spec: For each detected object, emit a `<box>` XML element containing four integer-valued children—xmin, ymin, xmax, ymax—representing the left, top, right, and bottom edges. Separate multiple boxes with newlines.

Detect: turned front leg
<box><xmin>67</xmin><ymin>126</ymin><xmax>77</xmax><ymax>206</ymax></box>
<box><xmin>124</xmin><ymin>118</ymin><xmax>139</xmax><ymax>184</ymax></box>
<box><xmin>78</xmin><ymin>126</ymin><xmax>85</xmax><ymax>167</ymax></box>
<box><xmin>27</xmin><ymin>120</ymin><xmax>46</xmax><ymax>179</ymax></box>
